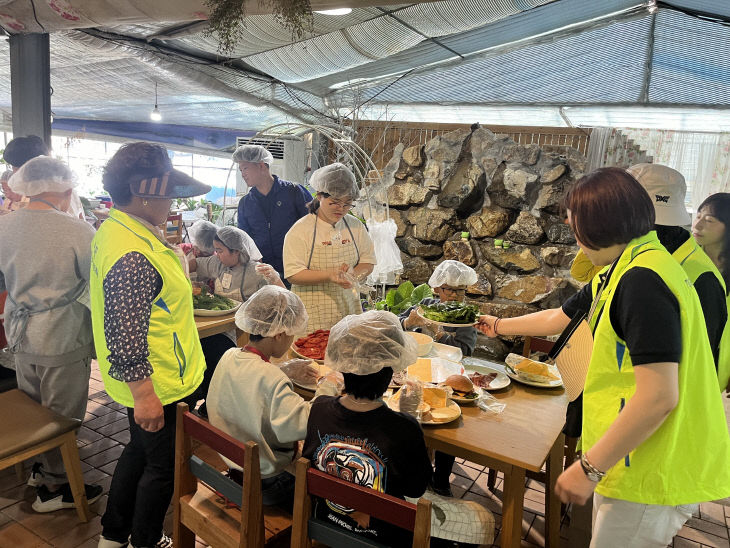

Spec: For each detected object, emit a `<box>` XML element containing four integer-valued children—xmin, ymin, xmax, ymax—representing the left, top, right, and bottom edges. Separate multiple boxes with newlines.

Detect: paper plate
<box><xmin>386</xmin><ymin>396</ymin><xmax>461</xmax><ymax>425</ymax></box>
<box><xmin>416</xmin><ymin>307</ymin><xmax>478</xmax><ymax>328</ymax></box>
<box><xmin>194</xmin><ymin>301</ymin><xmax>241</xmax><ymax>317</ymax></box>
<box><xmin>461</xmin><ymin>357</ymin><xmax>511</xmax><ymax>391</ymax></box>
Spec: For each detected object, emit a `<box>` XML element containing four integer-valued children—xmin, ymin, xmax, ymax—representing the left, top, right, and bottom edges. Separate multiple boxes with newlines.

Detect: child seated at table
<box><xmin>399</xmin><ymin>260</ymin><xmax>478</xmax><ymax>497</ymax></box>
<box><xmin>188</xmin><ymin>225</ymin><xmax>283</xmax><ymax>415</ymax></box>
<box><xmin>206</xmin><ymin>286</ymin><xmax>339</xmax><ymax>508</ymax></box>
<box><xmin>304</xmin><ymin>310</ymin><xmax>493</xmax><ymax>547</ymax></box>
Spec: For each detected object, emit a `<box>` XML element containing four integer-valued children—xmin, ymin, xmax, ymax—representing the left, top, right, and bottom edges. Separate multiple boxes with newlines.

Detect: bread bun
<box><xmin>444</xmin><ymin>374</ymin><xmax>474</xmax><ymax>394</ymax></box>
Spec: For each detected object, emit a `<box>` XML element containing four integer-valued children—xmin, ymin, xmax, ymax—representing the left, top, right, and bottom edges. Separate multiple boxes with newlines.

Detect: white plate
<box><xmin>291</xmin><ymin>363</ymin><xmax>332</xmax><ymax>391</ymax></box>
<box><xmin>416</xmin><ymin>307</ymin><xmax>478</xmax><ymax>328</ymax></box>
<box><xmin>194</xmin><ymin>301</ymin><xmax>241</xmax><ymax>317</ymax></box>
<box><xmin>461</xmin><ymin>357</ymin><xmax>511</xmax><ymax>391</ymax></box>
<box><xmin>386</xmin><ymin>396</ymin><xmax>462</xmax><ymax>425</ymax></box>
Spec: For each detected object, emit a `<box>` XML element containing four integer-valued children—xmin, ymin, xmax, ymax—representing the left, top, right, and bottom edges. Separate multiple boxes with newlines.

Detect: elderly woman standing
<box><xmin>90</xmin><ymin>142</ymin><xmax>210</xmax><ymax>548</ymax></box>
<box><xmin>283</xmin><ymin>163</ymin><xmax>376</xmax><ymax>332</ymax></box>
<box><xmin>0</xmin><ymin>157</ymin><xmax>101</xmax><ymax>512</ymax></box>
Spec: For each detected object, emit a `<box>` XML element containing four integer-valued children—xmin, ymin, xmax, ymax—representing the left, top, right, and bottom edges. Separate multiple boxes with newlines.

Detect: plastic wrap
<box><xmin>366</xmin><ymin>218</ymin><xmax>403</xmax><ymax>285</ymax></box>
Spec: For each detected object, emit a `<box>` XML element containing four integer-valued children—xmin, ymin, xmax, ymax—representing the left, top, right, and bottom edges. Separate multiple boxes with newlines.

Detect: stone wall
<box><xmin>379</xmin><ymin>126</ymin><xmax>586</xmax><ymax>361</ymax></box>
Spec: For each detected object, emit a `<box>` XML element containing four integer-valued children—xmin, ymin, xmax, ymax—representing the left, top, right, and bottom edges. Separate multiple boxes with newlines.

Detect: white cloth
<box><xmin>207</xmin><ymin>348</ymin><xmax>336</xmax><ymax>477</ymax></box>
<box><xmin>590</xmin><ymin>493</ymin><xmax>696</xmax><ymax>548</ymax></box>
<box><xmin>283</xmin><ymin>213</ymin><xmax>376</xmax><ymax>278</ymax></box>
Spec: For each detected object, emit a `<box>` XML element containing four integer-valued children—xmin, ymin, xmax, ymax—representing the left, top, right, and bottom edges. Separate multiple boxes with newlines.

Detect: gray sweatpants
<box><xmin>15</xmin><ymin>356</ymin><xmax>91</xmax><ymax>486</ymax></box>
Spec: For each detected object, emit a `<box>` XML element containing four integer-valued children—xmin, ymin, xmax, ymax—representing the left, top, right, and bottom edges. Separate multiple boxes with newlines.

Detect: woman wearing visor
<box><xmin>283</xmin><ymin>163</ymin><xmax>376</xmax><ymax>332</ymax></box>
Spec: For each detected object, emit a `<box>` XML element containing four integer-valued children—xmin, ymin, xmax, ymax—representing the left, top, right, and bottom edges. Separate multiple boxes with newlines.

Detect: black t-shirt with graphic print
<box><xmin>302</xmin><ymin>396</ymin><xmax>432</xmax><ymax>546</ymax></box>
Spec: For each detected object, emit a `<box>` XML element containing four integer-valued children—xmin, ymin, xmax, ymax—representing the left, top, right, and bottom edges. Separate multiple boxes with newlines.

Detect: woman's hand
<box><xmin>128</xmin><ymin>378</ymin><xmax>164</xmax><ymax>432</ymax></box>
<box><xmin>476</xmin><ymin>315</ymin><xmax>499</xmax><ymax>337</ymax></box>
<box><xmin>329</xmin><ymin>264</ymin><xmax>352</xmax><ymax>288</ymax></box>
<box><xmin>555</xmin><ymin>460</ymin><xmax>597</xmax><ymax>505</ymax></box>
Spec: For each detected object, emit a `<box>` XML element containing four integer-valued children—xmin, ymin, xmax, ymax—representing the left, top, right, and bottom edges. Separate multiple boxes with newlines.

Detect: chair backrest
<box><xmin>162</xmin><ymin>213</ymin><xmax>183</xmax><ymax>244</ymax></box>
<box><xmin>290</xmin><ymin>457</ymin><xmax>431</xmax><ymax>548</ymax></box>
<box><xmin>522</xmin><ymin>335</ymin><xmax>555</xmax><ymax>358</ymax></box>
<box><xmin>173</xmin><ymin>402</ymin><xmax>264</xmax><ymax>548</ymax></box>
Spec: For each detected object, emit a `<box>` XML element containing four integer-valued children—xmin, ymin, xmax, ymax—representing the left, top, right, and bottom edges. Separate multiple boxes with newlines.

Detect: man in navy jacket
<box><xmin>235</xmin><ymin>145</ymin><xmax>312</xmax><ymax>283</ymax></box>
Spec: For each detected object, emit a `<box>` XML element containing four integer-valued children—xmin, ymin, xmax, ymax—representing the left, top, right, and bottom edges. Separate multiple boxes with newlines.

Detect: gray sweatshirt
<box><xmin>0</xmin><ymin>208</ymin><xmax>95</xmax><ymax>366</ymax></box>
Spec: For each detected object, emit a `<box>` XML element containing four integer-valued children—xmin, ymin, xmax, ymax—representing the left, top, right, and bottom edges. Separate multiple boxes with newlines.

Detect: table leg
<box><xmin>501</xmin><ymin>465</ymin><xmax>526</xmax><ymax>548</ymax></box>
<box><xmin>545</xmin><ymin>433</ymin><xmax>564</xmax><ymax>547</ymax></box>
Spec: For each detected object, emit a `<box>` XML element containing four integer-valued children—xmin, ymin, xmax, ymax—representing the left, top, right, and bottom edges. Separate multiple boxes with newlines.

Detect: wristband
<box><xmin>493</xmin><ymin>318</ymin><xmax>501</xmax><ymax>336</ymax></box>
<box><xmin>580</xmin><ymin>452</ymin><xmax>606</xmax><ymax>482</ymax></box>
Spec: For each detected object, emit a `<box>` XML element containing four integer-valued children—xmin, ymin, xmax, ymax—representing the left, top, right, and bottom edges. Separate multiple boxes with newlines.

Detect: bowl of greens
<box><xmin>417</xmin><ymin>302</ymin><xmax>480</xmax><ymax>327</ymax></box>
<box><xmin>192</xmin><ymin>287</ymin><xmax>241</xmax><ymax>316</ymax></box>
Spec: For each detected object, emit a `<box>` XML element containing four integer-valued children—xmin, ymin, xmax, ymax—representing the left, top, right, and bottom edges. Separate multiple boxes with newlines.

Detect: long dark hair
<box><xmin>697</xmin><ymin>193</ymin><xmax>730</xmax><ymax>288</ymax></box>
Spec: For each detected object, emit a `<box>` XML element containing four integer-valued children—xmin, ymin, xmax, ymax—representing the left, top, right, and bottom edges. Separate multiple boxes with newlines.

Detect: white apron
<box><xmin>292</xmin><ymin>216</ymin><xmax>361</xmax><ymax>332</ymax></box>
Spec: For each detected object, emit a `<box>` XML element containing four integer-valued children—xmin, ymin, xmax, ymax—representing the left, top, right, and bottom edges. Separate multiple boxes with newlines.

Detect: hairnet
<box><xmin>189</xmin><ymin>220</ymin><xmax>218</xmax><ymax>254</ymax></box>
<box><xmin>8</xmin><ymin>156</ymin><xmax>77</xmax><ymax>196</ymax></box>
<box><xmin>325</xmin><ymin>311</ymin><xmax>417</xmax><ymax>374</ymax></box>
<box><xmin>309</xmin><ymin>163</ymin><xmax>359</xmax><ymax>199</ymax></box>
<box><xmin>235</xmin><ymin>285</ymin><xmax>308</xmax><ymax>337</ymax></box>
<box><xmin>232</xmin><ymin>145</ymin><xmax>273</xmax><ymax>166</ymax></box>
<box><xmin>428</xmin><ymin>260</ymin><xmax>478</xmax><ymax>288</ymax></box>
<box><xmin>215</xmin><ymin>226</ymin><xmax>263</xmax><ymax>262</ymax></box>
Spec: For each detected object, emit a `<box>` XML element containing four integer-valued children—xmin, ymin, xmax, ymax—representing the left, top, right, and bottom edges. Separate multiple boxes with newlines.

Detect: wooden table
<box><xmin>194</xmin><ymin>312</ymin><xmax>248</xmax><ymax>347</ymax></box>
<box><xmin>423</xmin><ymin>381</ymin><xmax>568</xmax><ymax>548</ymax></box>
<box><xmin>293</xmin><ymin>375</ymin><xmax>568</xmax><ymax>548</ymax></box>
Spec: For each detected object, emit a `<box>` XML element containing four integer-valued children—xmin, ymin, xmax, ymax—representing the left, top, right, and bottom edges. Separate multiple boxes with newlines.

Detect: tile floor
<box><xmin>0</xmin><ymin>355</ymin><xmax>728</xmax><ymax>548</ymax></box>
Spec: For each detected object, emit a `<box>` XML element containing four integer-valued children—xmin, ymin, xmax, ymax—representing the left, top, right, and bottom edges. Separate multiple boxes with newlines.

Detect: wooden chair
<box><xmin>172</xmin><ymin>403</ymin><xmax>292</xmax><ymax>548</ymax></box>
<box><xmin>0</xmin><ymin>389</ymin><xmax>91</xmax><ymax>522</ymax></box>
<box><xmin>291</xmin><ymin>457</ymin><xmax>431</xmax><ymax>548</ymax></box>
<box><xmin>161</xmin><ymin>213</ymin><xmax>183</xmax><ymax>245</ymax></box>
<box><xmin>487</xmin><ymin>336</ymin><xmax>579</xmax><ymax>494</ymax></box>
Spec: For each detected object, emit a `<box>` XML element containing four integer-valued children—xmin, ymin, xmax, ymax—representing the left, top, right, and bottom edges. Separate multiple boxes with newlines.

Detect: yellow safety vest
<box><xmin>584</xmin><ymin>231</ymin><xmax>730</xmax><ymax>505</ymax></box>
<box><xmin>90</xmin><ymin>208</ymin><xmax>205</xmax><ymax>407</ymax></box>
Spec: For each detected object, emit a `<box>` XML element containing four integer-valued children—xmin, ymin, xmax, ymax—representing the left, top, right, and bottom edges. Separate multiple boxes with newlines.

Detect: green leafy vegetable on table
<box><xmin>420</xmin><ymin>302</ymin><xmax>479</xmax><ymax>324</ymax></box>
<box><xmin>193</xmin><ymin>288</ymin><xmax>237</xmax><ymax>311</ymax></box>
<box><xmin>374</xmin><ymin>281</ymin><xmax>433</xmax><ymax>314</ymax></box>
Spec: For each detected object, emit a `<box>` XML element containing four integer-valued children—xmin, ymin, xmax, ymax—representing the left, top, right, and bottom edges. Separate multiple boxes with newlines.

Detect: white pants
<box><xmin>590</xmin><ymin>493</ymin><xmax>697</xmax><ymax>548</ymax></box>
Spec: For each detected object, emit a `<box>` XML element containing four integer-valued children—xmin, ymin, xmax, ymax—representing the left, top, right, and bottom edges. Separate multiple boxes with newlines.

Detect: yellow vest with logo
<box><xmin>585</xmin><ymin>232</ymin><xmax>730</xmax><ymax>505</ymax></box>
<box><xmin>90</xmin><ymin>208</ymin><xmax>205</xmax><ymax>407</ymax></box>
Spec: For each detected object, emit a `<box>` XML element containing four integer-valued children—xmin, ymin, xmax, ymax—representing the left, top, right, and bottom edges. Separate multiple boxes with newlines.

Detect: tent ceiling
<box><xmin>0</xmin><ymin>0</ymin><xmax>727</xmax><ymax>146</ymax></box>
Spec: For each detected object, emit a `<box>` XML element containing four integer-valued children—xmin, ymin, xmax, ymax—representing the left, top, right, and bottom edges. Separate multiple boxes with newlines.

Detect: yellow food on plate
<box><xmin>514</xmin><ymin>358</ymin><xmax>561</xmax><ymax>382</ymax></box>
<box><xmin>422</xmin><ymin>386</ymin><xmax>448</xmax><ymax>409</ymax></box>
<box><xmin>429</xmin><ymin>404</ymin><xmax>460</xmax><ymax>423</ymax></box>
<box><xmin>407</xmin><ymin>358</ymin><xmax>432</xmax><ymax>383</ymax></box>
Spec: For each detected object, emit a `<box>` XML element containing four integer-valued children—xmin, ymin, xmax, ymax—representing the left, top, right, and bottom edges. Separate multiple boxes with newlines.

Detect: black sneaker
<box><xmin>32</xmin><ymin>482</ymin><xmax>103</xmax><ymax>513</ymax></box>
<box><xmin>131</xmin><ymin>534</ymin><xmax>173</xmax><ymax>548</ymax></box>
<box><xmin>26</xmin><ymin>462</ymin><xmax>46</xmax><ymax>487</ymax></box>
<box><xmin>429</xmin><ymin>480</ymin><xmax>453</xmax><ymax>498</ymax></box>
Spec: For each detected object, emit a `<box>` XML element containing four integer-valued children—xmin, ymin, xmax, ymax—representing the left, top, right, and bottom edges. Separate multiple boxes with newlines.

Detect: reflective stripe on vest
<box><xmin>583</xmin><ymin>231</ymin><xmax>730</xmax><ymax>505</ymax></box>
<box><xmin>90</xmin><ymin>208</ymin><xmax>205</xmax><ymax>407</ymax></box>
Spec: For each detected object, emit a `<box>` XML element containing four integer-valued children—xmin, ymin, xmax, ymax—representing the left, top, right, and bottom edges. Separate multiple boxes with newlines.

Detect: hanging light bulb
<box><xmin>150</xmin><ymin>81</ymin><xmax>162</xmax><ymax>121</ymax></box>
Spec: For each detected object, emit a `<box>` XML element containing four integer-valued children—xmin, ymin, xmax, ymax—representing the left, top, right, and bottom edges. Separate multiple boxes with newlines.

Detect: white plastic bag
<box><xmin>366</xmin><ymin>218</ymin><xmax>403</xmax><ymax>285</ymax></box>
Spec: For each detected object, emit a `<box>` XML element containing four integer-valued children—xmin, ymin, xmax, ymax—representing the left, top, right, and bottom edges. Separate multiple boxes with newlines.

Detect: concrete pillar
<box><xmin>10</xmin><ymin>33</ymin><xmax>51</xmax><ymax>144</ymax></box>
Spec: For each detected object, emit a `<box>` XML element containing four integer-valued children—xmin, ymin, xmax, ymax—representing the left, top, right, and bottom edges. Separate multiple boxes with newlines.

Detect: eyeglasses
<box><xmin>328</xmin><ymin>199</ymin><xmax>354</xmax><ymax>210</ymax></box>
<box><xmin>441</xmin><ymin>287</ymin><xmax>467</xmax><ymax>296</ymax></box>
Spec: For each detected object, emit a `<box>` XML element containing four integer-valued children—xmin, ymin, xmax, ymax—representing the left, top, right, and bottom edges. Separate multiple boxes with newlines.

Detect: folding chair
<box><xmin>172</xmin><ymin>403</ymin><xmax>291</xmax><ymax>548</ymax></box>
<box><xmin>290</xmin><ymin>457</ymin><xmax>431</xmax><ymax>548</ymax></box>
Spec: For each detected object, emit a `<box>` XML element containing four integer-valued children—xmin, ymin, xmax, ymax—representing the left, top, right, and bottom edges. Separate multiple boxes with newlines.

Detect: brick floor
<box><xmin>0</xmin><ymin>356</ymin><xmax>729</xmax><ymax>547</ymax></box>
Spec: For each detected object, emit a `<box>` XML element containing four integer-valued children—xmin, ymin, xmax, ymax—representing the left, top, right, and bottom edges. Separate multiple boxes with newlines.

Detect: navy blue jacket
<box><xmin>237</xmin><ymin>175</ymin><xmax>312</xmax><ymax>277</ymax></box>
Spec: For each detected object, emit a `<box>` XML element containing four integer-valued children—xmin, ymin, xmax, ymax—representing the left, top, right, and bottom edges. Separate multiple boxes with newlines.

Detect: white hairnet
<box><xmin>189</xmin><ymin>220</ymin><xmax>218</xmax><ymax>254</ymax></box>
<box><xmin>428</xmin><ymin>260</ymin><xmax>478</xmax><ymax>288</ymax></box>
<box><xmin>235</xmin><ymin>285</ymin><xmax>308</xmax><ymax>337</ymax></box>
<box><xmin>232</xmin><ymin>145</ymin><xmax>273</xmax><ymax>166</ymax></box>
<box><xmin>309</xmin><ymin>163</ymin><xmax>359</xmax><ymax>199</ymax></box>
<box><xmin>8</xmin><ymin>156</ymin><xmax>77</xmax><ymax>196</ymax></box>
<box><xmin>325</xmin><ymin>311</ymin><xmax>418</xmax><ymax>374</ymax></box>
<box><xmin>216</xmin><ymin>226</ymin><xmax>263</xmax><ymax>262</ymax></box>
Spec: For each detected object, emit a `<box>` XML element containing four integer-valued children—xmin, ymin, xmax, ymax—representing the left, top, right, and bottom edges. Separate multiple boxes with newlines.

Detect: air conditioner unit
<box><xmin>235</xmin><ymin>135</ymin><xmax>307</xmax><ymax>195</ymax></box>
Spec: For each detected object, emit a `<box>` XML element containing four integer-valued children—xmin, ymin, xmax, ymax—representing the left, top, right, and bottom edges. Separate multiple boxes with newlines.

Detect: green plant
<box><xmin>373</xmin><ymin>282</ymin><xmax>433</xmax><ymax>315</ymax></box>
<box><xmin>204</xmin><ymin>0</ymin><xmax>313</xmax><ymax>54</ymax></box>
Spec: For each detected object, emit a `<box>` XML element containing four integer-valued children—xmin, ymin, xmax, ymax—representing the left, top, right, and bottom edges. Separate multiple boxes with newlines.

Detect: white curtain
<box><xmin>587</xmin><ymin>127</ymin><xmax>730</xmax><ymax>212</ymax></box>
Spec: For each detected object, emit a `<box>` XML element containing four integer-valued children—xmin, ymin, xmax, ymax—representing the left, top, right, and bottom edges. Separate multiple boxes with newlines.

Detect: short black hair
<box><xmin>102</xmin><ymin>142</ymin><xmax>172</xmax><ymax>206</ymax></box>
<box><xmin>248</xmin><ymin>333</ymin><xmax>264</xmax><ymax>342</ymax></box>
<box><xmin>4</xmin><ymin>135</ymin><xmax>49</xmax><ymax>168</ymax></box>
<box><xmin>343</xmin><ymin>367</ymin><xmax>393</xmax><ymax>400</ymax></box>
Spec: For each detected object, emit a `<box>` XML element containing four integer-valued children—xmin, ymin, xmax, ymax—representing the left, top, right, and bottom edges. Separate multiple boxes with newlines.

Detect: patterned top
<box><xmin>103</xmin><ymin>252</ymin><xmax>162</xmax><ymax>382</ymax></box>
